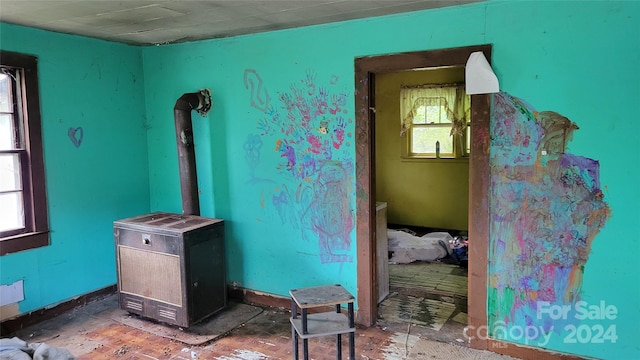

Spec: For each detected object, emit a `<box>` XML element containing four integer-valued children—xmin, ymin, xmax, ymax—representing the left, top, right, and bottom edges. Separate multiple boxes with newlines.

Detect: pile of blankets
<box><xmin>0</xmin><ymin>337</ymin><xmax>75</xmax><ymax>360</ymax></box>
<box><xmin>387</xmin><ymin>229</ymin><xmax>453</xmax><ymax>264</ymax></box>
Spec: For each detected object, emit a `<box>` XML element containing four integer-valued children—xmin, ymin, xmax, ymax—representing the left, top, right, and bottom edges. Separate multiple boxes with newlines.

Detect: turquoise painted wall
<box><xmin>484</xmin><ymin>2</ymin><xmax>639</xmax><ymax>358</ymax></box>
<box><xmin>0</xmin><ymin>24</ymin><xmax>149</xmax><ymax>313</ymax></box>
<box><xmin>142</xmin><ymin>39</ymin><xmax>359</xmax><ymax>297</ymax></box>
<box><xmin>0</xmin><ymin>0</ymin><xmax>637</xmax><ymax>358</ymax></box>
<box><xmin>142</xmin><ymin>1</ymin><xmax>638</xmax><ymax>358</ymax></box>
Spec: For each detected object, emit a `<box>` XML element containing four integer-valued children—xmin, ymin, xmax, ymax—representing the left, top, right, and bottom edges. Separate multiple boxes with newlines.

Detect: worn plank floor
<box><xmin>1</xmin><ymin>262</ymin><xmax>518</xmax><ymax>359</ymax></box>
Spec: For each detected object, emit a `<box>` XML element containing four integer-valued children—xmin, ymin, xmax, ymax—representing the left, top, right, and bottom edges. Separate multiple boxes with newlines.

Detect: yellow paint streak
<box><xmin>565</xmin><ymin>266</ymin><xmax>584</xmax><ymax>302</ymax></box>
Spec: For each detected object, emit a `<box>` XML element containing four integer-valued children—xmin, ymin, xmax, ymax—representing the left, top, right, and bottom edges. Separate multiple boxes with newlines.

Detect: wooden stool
<box><xmin>289</xmin><ymin>284</ymin><xmax>355</xmax><ymax>360</ymax></box>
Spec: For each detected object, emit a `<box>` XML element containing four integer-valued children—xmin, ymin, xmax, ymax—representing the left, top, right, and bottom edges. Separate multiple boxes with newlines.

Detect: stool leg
<box><xmin>348</xmin><ymin>302</ymin><xmax>355</xmax><ymax>360</ymax></box>
<box><xmin>303</xmin><ymin>339</ymin><xmax>309</xmax><ymax>360</ymax></box>
<box><xmin>292</xmin><ymin>298</ymin><xmax>299</xmax><ymax>360</ymax></box>
<box><xmin>301</xmin><ymin>309</ymin><xmax>307</xmax><ymax>334</ymax></box>
<box><xmin>334</xmin><ymin>304</ymin><xmax>342</xmax><ymax>360</ymax></box>
<box><xmin>292</xmin><ymin>325</ymin><xmax>298</xmax><ymax>360</ymax></box>
<box><xmin>349</xmin><ymin>332</ymin><xmax>354</xmax><ymax>360</ymax></box>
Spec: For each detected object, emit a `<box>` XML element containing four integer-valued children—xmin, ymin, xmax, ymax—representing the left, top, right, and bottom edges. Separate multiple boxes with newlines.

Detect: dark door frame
<box><xmin>353</xmin><ymin>44</ymin><xmax>491</xmax><ymax>351</ymax></box>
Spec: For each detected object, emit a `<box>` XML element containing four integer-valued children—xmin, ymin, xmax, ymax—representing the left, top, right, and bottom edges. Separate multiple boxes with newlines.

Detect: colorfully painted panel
<box><xmin>488</xmin><ymin>92</ymin><xmax>612</xmax><ymax>350</ymax></box>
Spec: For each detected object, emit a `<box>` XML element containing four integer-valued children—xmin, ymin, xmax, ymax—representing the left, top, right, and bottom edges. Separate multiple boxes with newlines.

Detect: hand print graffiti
<box><xmin>244</xmin><ymin>69</ymin><xmax>354</xmax><ymax>263</ymax></box>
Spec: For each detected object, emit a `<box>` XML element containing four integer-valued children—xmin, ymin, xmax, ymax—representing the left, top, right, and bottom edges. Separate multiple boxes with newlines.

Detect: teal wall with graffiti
<box><xmin>0</xmin><ymin>24</ymin><xmax>150</xmax><ymax>312</ymax></box>
<box><xmin>1</xmin><ymin>0</ymin><xmax>638</xmax><ymax>358</ymax></box>
<box><xmin>142</xmin><ymin>1</ymin><xmax>638</xmax><ymax>358</ymax></box>
<box><xmin>142</xmin><ymin>42</ymin><xmax>359</xmax><ymax>296</ymax></box>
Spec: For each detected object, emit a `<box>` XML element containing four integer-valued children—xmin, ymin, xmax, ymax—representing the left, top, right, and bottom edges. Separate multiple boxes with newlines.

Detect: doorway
<box><xmin>354</xmin><ymin>45</ymin><xmax>492</xmax><ymax>351</ymax></box>
<box><xmin>374</xmin><ymin>66</ymin><xmax>470</xmax><ymax>341</ymax></box>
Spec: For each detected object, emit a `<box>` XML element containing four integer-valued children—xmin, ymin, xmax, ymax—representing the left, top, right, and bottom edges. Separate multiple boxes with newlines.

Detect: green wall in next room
<box><xmin>375</xmin><ymin>68</ymin><xmax>469</xmax><ymax>231</ymax></box>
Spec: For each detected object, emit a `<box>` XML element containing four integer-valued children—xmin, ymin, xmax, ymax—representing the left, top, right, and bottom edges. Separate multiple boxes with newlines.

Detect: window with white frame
<box><xmin>0</xmin><ymin>51</ymin><xmax>49</xmax><ymax>255</ymax></box>
<box><xmin>400</xmin><ymin>84</ymin><xmax>470</xmax><ymax>159</ymax></box>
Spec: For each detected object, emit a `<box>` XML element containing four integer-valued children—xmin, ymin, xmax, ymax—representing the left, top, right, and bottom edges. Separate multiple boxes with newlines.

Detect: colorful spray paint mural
<box><xmin>243</xmin><ymin>69</ymin><xmax>354</xmax><ymax>263</ymax></box>
<box><xmin>488</xmin><ymin>92</ymin><xmax>611</xmax><ymax>346</ymax></box>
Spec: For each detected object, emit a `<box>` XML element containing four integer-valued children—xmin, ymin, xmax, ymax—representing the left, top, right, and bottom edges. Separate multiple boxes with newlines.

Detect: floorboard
<box><xmin>378</xmin><ymin>260</ymin><xmax>469</xmax><ymax>345</ymax></box>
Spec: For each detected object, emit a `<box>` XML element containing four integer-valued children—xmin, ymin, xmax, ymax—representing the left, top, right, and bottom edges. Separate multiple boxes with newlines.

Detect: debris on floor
<box><xmin>0</xmin><ymin>337</ymin><xmax>76</xmax><ymax>360</ymax></box>
<box><xmin>2</xmin><ymin>293</ymin><xmax>517</xmax><ymax>360</ymax></box>
<box><xmin>214</xmin><ymin>349</ymin><xmax>269</xmax><ymax>360</ymax></box>
<box><xmin>449</xmin><ymin>235</ymin><xmax>469</xmax><ymax>268</ymax></box>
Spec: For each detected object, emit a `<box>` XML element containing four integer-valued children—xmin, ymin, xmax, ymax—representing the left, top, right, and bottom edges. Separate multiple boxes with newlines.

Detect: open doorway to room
<box><xmin>374</xmin><ymin>66</ymin><xmax>470</xmax><ymax>343</ymax></box>
<box><xmin>354</xmin><ymin>45</ymin><xmax>492</xmax><ymax>350</ymax></box>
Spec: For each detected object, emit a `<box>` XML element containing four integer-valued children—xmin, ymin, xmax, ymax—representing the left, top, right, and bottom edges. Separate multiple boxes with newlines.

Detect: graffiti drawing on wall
<box><xmin>244</xmin><ymin>69</ymin><xmax>271</xmax><ymax>113</ymax></box>
<box><xmin>244</xmin><ymin>69</ymin><xmax>354</xmax><ymax>263</ymax></box>
<box><xmin>68</xmin><ymin>126</ymin><xmax>83</xmax><ymax>148</ymax></box>
<box><xmin>488</xmin><ymin>92</ymin><xmax>611</xmax><ymax>344</ymax></box>
<box><xmin>244</xmin><ymin>133</ymin><xmax>276</xmax><ymax>185</ymax></box>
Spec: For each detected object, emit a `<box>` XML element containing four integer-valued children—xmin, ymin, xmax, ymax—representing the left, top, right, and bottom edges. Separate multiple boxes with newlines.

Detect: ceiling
<box><xmin>0</xmin><ymin>0</ymin><xmax>481</xmax><ymax>46</ymax></box>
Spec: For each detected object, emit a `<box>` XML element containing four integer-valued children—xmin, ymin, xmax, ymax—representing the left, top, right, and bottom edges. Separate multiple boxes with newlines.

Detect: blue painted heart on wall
<box><xmin>68</xmin><ymin>127</ymin><xmax>83</xmax><ymax>147</ymax></box>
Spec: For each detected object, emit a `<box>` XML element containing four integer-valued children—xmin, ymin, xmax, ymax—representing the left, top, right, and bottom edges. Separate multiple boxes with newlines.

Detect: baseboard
<box><xmin>0</xmin><ymin>284</ymin><xmax>117</xmax><ymax>335</ymax></box>
<box><xmin>227</xmin><ymin>285</ymin><xmax>352</xmax><ymax>317</ymax></box>
<box><xmin>227</xmin><ymin>285</ymin><xmax>290</xmax><ymax>310</ymax></box>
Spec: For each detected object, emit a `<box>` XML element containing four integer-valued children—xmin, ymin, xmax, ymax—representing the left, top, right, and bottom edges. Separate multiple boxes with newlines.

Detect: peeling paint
<box><xmin>488</xmin><ymin>92</ymin><xmax>610</xmax><ymax>344</ymax></box>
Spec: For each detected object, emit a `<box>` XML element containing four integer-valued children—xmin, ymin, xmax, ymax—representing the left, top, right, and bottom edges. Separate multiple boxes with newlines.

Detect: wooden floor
<box><xmin>377</xmin><ymin>261</ymin><xmax>469</xmax><ymax>345</ymax></box>
<box><xmin>0</xmin><ymin>254</ymin><xmax>496</xmax><ymax>359</ymax></box>
<box><xmin>4</xmin><ymin>295</ymin><xmax>392</xmax><ymax>360</ymax></box>
<box><xmin>389</xmin><ymin>262</ymin><xmax>468</xmax><ymax>298</ymax></box>
<box><xmin>0</xmin><ymin>286</ymin><xmax>519</xmax><ymax>360</ymax></box>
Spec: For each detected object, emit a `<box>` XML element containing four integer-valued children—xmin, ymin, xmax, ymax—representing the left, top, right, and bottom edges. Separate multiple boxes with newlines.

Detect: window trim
<box><xmin>1</xmin><ymin>50</ymin><xmax>49</xmax><ymax>255</ymax></box>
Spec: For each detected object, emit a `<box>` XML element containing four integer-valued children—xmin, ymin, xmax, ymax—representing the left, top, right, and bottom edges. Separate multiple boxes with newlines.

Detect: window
<box><xmin>0</xmin><ymin>51</ymin><xmax>49</xmax><ymax>255</ymax></box>
<box><xmin>400</xmin><ymin>85</ymin><xmax>470</xmax><ymax>158</ymax></box>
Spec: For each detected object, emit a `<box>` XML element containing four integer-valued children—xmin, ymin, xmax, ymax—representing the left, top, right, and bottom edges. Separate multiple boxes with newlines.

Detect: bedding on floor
<box><xmin>0</xmin><ymin>337</ymin><xmax>76</xmax><ymax>360</ymax></box>
<box><xmin>387</xmin><ymin>229</ymin><xmax>453</xmax><ymax>264</ymax></box>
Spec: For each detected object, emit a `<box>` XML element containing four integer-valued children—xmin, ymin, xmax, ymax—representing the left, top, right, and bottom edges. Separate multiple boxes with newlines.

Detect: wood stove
<box><xmin>114</xmin><ymin>212</ymin><xmax>225</xmax><ymax>327</ymax></box>
<box><xmin>114</xmin><ymin>89</ymin><xmax>224</xmax><ymax>327</ymax></box>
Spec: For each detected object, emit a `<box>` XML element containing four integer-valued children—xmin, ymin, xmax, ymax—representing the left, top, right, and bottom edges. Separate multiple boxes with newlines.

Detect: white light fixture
<box><xmin>465</xmin><ymin>51</ymin><xmax>499</xmax><ymax>95</ymax></box>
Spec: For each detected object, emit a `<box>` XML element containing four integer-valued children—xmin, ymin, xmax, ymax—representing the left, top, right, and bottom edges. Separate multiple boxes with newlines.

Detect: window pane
<box><xmin>413</xmin><ymin>99</ymin><xmax>451</xmax><ymax>125</ymax></box>
<box><xmin>414</xmin><ymin>105</ymin><xmax>427</xmax><ymax>124</ymax></box>
<box><xmin>0</xmin><ymin>73</ymin><xmax>10</xmax><ymax>113</ymax></box>
<box><xmin>411</xmin><ymin>127</ymin><xmax>453</xmax><ymax>154</ymax></box>
<box><xmin>0</xmin><ymin>153</ymin><xmax>22</xmax><ymax>191</ymax></box>
<box><xmin>0</xmin><ymin>114</ymin><xmax>16</xmax><ymax>150</ymax></box>
<box><xmin>427</xmin><ymin>105</ymin><xmax>451</xmax><ymax>124</ymax></box>
<box><xmin>426</xmin><ymin>105</ymin><xmax>441</xmax><ymax>123</ymax></box>
<box><xmin>0</xmin><ymin>192</ymin><xmax>24</xmax><ymax>232</ymax></box>
<box><xmin>1</xmin><ymin>51</ymin><xmax>49</xmax><ymax>250</ymax></box>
